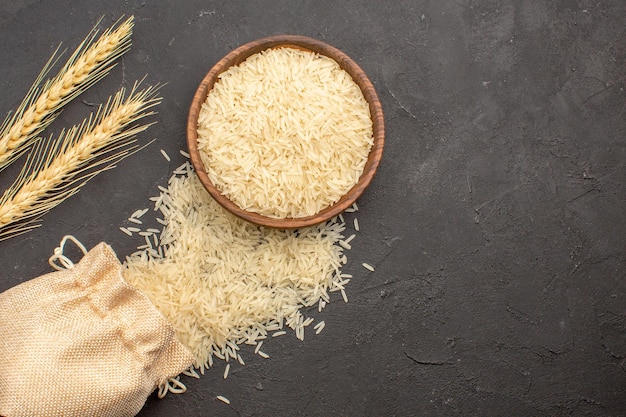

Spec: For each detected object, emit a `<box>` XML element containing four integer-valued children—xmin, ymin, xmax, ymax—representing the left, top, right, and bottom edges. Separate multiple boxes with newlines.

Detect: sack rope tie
<box><xmin>48</xmin><ymin>235</ymin><xmax>88</xmax><ymax>271</ymax></box>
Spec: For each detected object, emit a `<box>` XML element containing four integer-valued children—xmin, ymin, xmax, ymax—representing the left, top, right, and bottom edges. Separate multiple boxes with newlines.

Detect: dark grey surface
<box><xmin>1</xmin><ymin>1</ymin><xmax>625</xmax><ymax>416</ymax></box>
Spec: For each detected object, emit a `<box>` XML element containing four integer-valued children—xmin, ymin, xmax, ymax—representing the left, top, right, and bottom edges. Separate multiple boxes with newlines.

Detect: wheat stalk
<box><xmin>0</xmin><ymin>16</ymin><xmax>134</xmax><ymax>171</ymax></box>
<box><xmin>0</xmin><ymin>83</ymin><xmax>161</xmax><ymax>240</ymax></box>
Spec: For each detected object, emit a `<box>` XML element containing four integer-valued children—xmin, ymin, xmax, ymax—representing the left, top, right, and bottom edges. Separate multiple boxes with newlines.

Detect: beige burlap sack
<box><xmin>0</xmin><ymin>239</ymin><xmax>194</xmax><ymax>417</ymax></box>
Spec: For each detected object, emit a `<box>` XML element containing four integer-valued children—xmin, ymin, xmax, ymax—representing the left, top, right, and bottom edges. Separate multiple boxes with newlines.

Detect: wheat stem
<box><xmin>0</xmin><ymin>83</ymin><xmax>161</xmax><ymax>240</ymax></box>
<box><xmin>0</xmin><ymin>16</ymin><xmax>134</xmax><ymax>171</ymax></box>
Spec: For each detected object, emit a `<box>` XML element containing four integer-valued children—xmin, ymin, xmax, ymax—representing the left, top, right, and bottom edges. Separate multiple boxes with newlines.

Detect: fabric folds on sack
<box><xmin>0</xmin><ymin>242</ymin><xmax>194</xmax><ymax>417</ymax></box>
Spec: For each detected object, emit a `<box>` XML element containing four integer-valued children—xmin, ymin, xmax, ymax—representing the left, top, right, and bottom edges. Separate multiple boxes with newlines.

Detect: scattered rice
<box><xmin>345</xmin><ymin>203</ymin><xmax>359</xmax><ymax>213</ymax></box>
<box><xmin>339</xmin><ymin>240</ymin><xmax>352</xmax><ymax>250</ymax></box>
<box><xmin>182</xmin><ymin>368</ymin><xmax>200</xmax><ymax>379</ymax></box>
<box><xmin>266</xmin><ymin>323</ymin><xmax>281</xmax><ymax>332</ymax></box>
<box><xmin>341</xmin><ymin>289</ymin><xmax>348</xmax><ymax>303</ymax></box>
<box><xmin>119</xmin><ymin>227</ymin><xmax>132</xmax><ymax>236</ymax></box>
<box><xmin>196</xmin><ymin>47</ymin><xmax>374</xmax><ymax>219</ymax></box>
<box><xmin>223</xmin><ymin>363</ymin><xmax>230</xmax><ymax>379</ymax></box>
<box><xmin>216</xmin><ymin>395</ymin><xmax>230</xmax><ymax>405</ymax></box>
<box><xmin>121</xmin><ymin>158</ymin><xmax>359</xmax><ymax>375</ymax></box>
<box><xmin>160</xmin><ymin>149</ymin><xmax>171</xmax><ymax>161</ymax></box>
<box><xmin>180</xmin><ymin>149</ymin><xmax>190</xmax><ymax>158</ymax></box>
<box><xmin>362</xmin><ymin>262</ymin><xmax>375</xmax><ymax>272</ymax></box>
<box><xmin>354</xmin><ymin>218</ymin><xmax>360</xmax><ymax>231</ymax></box>
<box><xmin>314</xmin><ymin>321</ymin><xmax>325</xmax><ymax>334</ymax></box>
<box><xmin>173</xmin><ymin>161</ymin><xmax>191</xmax><ymax>175</ymax></box>
<box><xmin>128</xmin><ymin>217</ymin><xmax>142</xmax><ymax>224</ymax></box>
<box><xmin>131</xmin><ymin>208</ymin><xmax>148</xmax><ymax>218</ymax></box>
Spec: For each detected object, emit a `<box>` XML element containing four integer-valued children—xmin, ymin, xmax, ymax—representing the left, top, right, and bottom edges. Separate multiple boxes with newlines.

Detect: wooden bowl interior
<box><xmin>187</xmin><ymin>35</ymin><xmax>384</xmax><ymax>229</ymax></box>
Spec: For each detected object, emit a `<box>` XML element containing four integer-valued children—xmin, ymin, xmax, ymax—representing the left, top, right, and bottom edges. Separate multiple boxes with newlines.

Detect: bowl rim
<box><xmin>186</xmin><ymin>34</ymin><xmax>384</xmax><ymax>229</ymax></box>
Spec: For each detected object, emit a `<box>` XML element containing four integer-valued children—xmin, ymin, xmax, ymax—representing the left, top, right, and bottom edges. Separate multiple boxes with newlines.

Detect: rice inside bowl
<box><xmin>196</xmin><ymin>47</ymin><xmax>374</xmax><ymax>219</ymax></box>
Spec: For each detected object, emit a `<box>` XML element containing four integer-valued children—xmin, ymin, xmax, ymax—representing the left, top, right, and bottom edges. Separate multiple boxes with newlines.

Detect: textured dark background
<box><xmin>0</xmin><ymin>1</ymin><xmax>625</xmax><ymax>416</ymax></box>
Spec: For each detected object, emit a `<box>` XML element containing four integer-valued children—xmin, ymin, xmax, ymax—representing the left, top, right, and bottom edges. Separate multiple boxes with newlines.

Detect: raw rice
<box><xmin>160</xmin><ymin>149</ymin><xmax>170</xmax><ymax>161</ymax></box>
<box><xmin>362</xmin><ymin>262</ymin><xmax>375</xmax><ymax>272</ymax></box>
<box><xmin>121</xmin><ymin>160</ymin><xmax>359</xmax><ymax>374</ymax></box>
<box><xmin>354</xmin><ymin>218</ymin><xmax>360</xmax><ymax>231</ymax></box>
<box><xmin>196</xmin><ymin>47</ymin><xmax>373</xmax><ymax>219</ymax></box>
<box><xmin>216</xmin><ymin>395</ymin><xmax>230</xmax><ymax>405</ymax></box>
<box><xmin>223</xmin><ymin>364</ymin><xmax>230</xmax><ymax>379</ymax></box>
<box><xmin>131</xmin><ymin>208</ymin><xmax>148</xmax><ymax>218</ymax></box>
<box><xmin>314</xmin><ymin>321</ymin><xmax>325</xmax><ymax>334</ymax></box>
<box><xmin>182</xmin><ymin>367</ymin><xmax>200</xmax><ymax>379</ymax></box>
<box><xmin>339</xmin><ymin>240</ymin><xmax>352</xmax><ymax>250</ymax></box>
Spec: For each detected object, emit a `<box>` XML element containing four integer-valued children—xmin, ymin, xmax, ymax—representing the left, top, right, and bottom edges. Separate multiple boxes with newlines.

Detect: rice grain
<box><xmin>216</xmin><ymin>395</ymin><xmax>230</xmax><ymax>405</ymax></box>
<box><xmin>362</xmin><ymin>262</ymin><xmax>375</xmax><ymax>272</ymax></box>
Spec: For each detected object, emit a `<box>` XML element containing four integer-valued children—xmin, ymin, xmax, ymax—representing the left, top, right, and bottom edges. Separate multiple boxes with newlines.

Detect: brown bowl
<box><xmin>186</xmin><ymin>35</ymin><xmax>384</xmax><ymax>229</ymax></box>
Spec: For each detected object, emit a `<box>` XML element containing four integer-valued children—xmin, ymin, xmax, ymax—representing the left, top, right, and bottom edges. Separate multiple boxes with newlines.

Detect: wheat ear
<box><xmin>0</xmin><ymin>82</ymin><xmax>161</xmax><ymax>240</ymax></box>
<box><xmin>0</xmin><ymin>16</ymin><xmax>134</xmax><ymax>171</ymax></box>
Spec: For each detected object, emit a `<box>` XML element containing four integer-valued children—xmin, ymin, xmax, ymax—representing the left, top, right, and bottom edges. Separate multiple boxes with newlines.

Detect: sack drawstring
<box><xmin>49</xmin><ymin>235</ymin><xmax>88</xmax><ymax>271</ymax></box>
